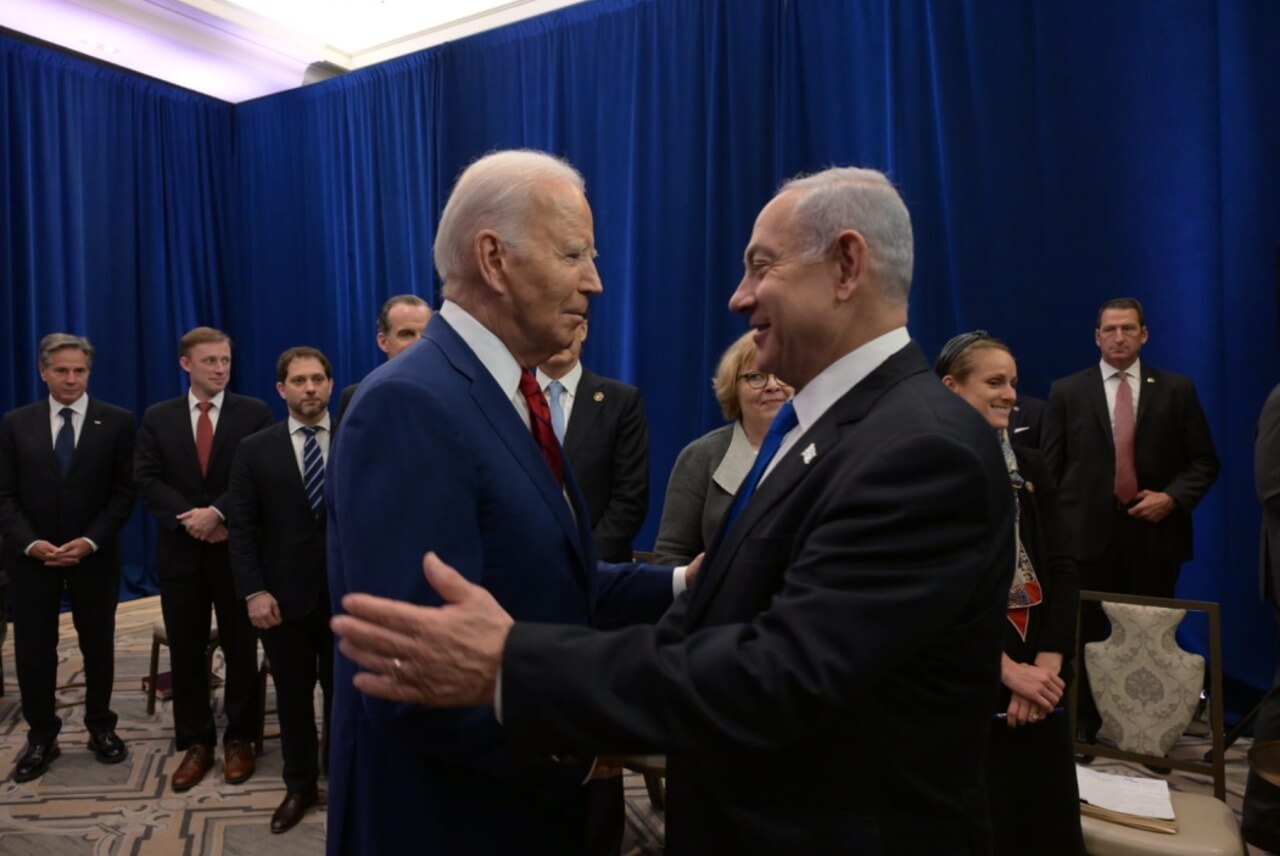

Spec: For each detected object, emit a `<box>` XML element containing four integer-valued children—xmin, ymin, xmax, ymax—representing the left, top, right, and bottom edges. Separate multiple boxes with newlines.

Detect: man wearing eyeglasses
<box><xmin>1041</xmin><ymin>298</ymin><xmax>1218</xmax><ymax>743</ymax></box>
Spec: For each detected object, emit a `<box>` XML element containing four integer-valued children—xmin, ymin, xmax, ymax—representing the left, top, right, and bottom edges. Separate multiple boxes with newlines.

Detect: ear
<box><xmin>833</xmin><ymin>229</ymin><xmax>868</xmax><ymax>301</ymax></box>
<box><xmin>276</xmin><ymin>382</ymin><xmax>287</xmax><ymax>401</ymax></box>
<box><xmin>376</xmin><ymin>332</ymin><xmax>390</xmax><ymax>355</ymax></box>
<box><xmin>179</xmin><ymin>356</ymin><xmax>192</xmax><ymax>374</ymax></box>
<box><xmin>475</xmin><ymin>230</ymin><xmax>509</xmax><ymax>295</ymax></box>
<box><xmin>941</xmin><ymin>375</ymin><xmax>960</xmax><ymax>392</ymax></box>
<box><xmin>1138</xmin><ymin>326</ymin><xmax>1149</xmax><ymax>346</ymax></box>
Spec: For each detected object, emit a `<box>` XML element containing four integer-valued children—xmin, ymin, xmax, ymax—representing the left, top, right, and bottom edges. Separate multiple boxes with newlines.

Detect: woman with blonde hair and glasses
<box><xmin>936</xmin><ymin>330</ymin><xmax>1084</xmax><ymax>856</ymax></box>
<box><xmin>653</xmin><ymin>332</ymin><xmax>792</xmax><ymax>565</ymax></box>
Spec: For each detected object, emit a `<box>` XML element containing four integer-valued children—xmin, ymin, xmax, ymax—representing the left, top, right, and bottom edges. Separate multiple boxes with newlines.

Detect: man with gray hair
<box><xmin>326</xmin><ymin>149</ymin><xmax>682</xmax><ymax>854</ymax></box>
<box><xmin>335</xmin><ymin>294</ymin><xmax>432</xmax><ymax>423</ymax></box>
<box><xmin>0</xmin><ymin>334</ymin><xmax>137</xmax><ymax>782</ymax></box>
<box><xmin>332</xmin><ymin>166</ymin><xmax>1013</xmax><ymax>853</ymax></box>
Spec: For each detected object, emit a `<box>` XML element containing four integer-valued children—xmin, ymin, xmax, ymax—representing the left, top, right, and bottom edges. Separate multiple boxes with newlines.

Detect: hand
<box><xmin>1128</xmin><ymin>490</ymin><xmax>1176</xmax><ymax>523</ymax></box>
<box><xmin>331</xmin><ymin>551</ymin><xmax>514</xmax><ymax>707</ymax></box>
<box><xmin>685</xmin><ymin>552</ymin><xmax>706</xmax><ymax>586</ymax></box>
<box><xmin>1005</xmin><ymin>692</ymin><xmax>1048</xmax><ymax>729</ymax></box>
<box><xmin>589</xmin><ymin>756</ymin><xmax>626</xmax><ymax>780</ymax></box>
<box><xmin>1000</xmin><ymin>655</ymin><xmax>1064</xmax><ymax>711</ymax></box>
<box><xmin>178</xmin><ymin>507</ymin><xmax>223</xmax><ymax>540</ymax></box>
<box><xmin>206</xmin><ymin>524</ymin><xmax>229</xmax><ymax>544</ymax></box>
<box><xmin>247</xmin><ymin>592</ymin><xmax>283</xmax><ymax>629</ymax></box>
<box><xmin>27</xmin><ymin>540</ymin><xmax>60</xmax><ymax>562</ymax></box>
<box><xmin>1033</xmin><ymin>651</ymin><xmax>1064</xmax><ymax>676</ymax></box>
<box><xmin>44</xmin><ymin>538</ymin><xmax>93</xmax><ymax>567</ymax></box>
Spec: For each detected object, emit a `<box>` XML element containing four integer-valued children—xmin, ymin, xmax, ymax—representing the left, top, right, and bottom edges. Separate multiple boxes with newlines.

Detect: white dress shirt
<box><xmin>188</xmin><ymin>388</ymin><xmax>226</xmax><ymax>436</ymax></box>
<box><xmin>287</xmin><ymin>414</ymin><xmax>332</xmax><ymax>477</ymax></box>
<box><xmin>1100</xmin><ymin>357</ymin><xmax>1142</xmax><ymax>432</ymax></box>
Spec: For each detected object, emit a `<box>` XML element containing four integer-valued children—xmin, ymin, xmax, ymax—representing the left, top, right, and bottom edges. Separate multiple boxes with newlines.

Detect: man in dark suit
<box><xmin>0</xmin><ymin>334</ymin><xmax>136</xmax><ymax>782</ymax></box>
<box><xmin>325</xmin><ymin>150</ymin><xmax>680</xmax><ymax>855</ymax></box>
<box><xmin>537</xmin><ymin>317</ymin><xmax>649</xmax><ymax>563</ymax></box>
<box><xmin>335</xmin><ymin>294</ymin><xmax>431</xmax><ymax>423</ymax></box>
<box><xmin>333</xmin><ymin>166</ymin><xmax>1014</xmax><ymax>853</ymax></box>
<box><xmin>1042</xmin><ymin>298</ymin><xmax>1218</xmax><ymax>598</ymax></box>
<box><xmin>134</xmin><ymin>326</ymin><xmax>274</xmax><ymax>792</ymax></box>
<box><xmin>1244</xmin><ymin>380</ymin><xmax>1280</xmax><ymax>852</ymax></box>
<box><xmin>1042</xmin><ymin>298</ymin><xmax>1218</xmax><ymax>740</ymax></box>
<box><xmin>228</xmin><ymin>346</ymin><xmax>334</xmax><ymax>833</ymax></box>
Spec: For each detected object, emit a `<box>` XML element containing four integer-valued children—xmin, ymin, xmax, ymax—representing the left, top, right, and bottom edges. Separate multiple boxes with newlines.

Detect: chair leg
<box><xmin>642</xmin><ymin>772</ymin><xmax>666</xmax><ymax>812</ymax></box>
<box><xmin>147</xmin><ymin>637</ymin><xmax>161</xmax><ymax>715</ymax></box>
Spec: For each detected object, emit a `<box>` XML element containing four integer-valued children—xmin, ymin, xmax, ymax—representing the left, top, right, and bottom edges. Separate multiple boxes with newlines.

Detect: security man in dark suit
<box><xmin>1042</xmin><ymin>297</ymin><xmax>1218</xmax><ymax>739</ymax></box>
<box><xmin>335</xmin><ymin>294</ymin><xmax>431</xmax><ymax>423</ymax></box>
<box><xmin>134</xmin><ymin>326</ymin><xmax>274</xmax><ymax>791</ymax></box>
<box><xmin>228</xmin><ymin>346</ymin><xmax>335</xmax><ymax>834</ymax></box>
<box><xmin>0</xmin><ymin>334</ymin><xmax>136</xmax><ymax>782</ymax></box>
<box><xmin>537</xmin><ymin>317</ymin><xmax>649</xmax><ymax>564</ymax></box>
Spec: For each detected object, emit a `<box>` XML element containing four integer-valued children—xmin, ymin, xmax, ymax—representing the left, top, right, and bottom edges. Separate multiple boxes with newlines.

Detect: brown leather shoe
<box><xmin>171</xmin><ymin>745</ymin><xmax>214</xmax><ymax>792</ymax></box>
<box><xmin>270</xmin><ymin>786</ymin><xmax>319</xmax><ymax>834</ymax></box>
<box><xmin>223</xmin><ymin>740</ymin><xmax>256</xmax><ymax>784</ymax></box>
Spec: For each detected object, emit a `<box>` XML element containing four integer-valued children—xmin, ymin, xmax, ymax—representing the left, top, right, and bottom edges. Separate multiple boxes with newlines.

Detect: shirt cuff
<box><xmin>23</xmin><ymin>541</ymin><xmax>38</xmax><ymax>556</ymax></box>
<box><xmin>82</xmin><ymin>537</ymin><xmax>99</xmax><ymax>553</ymax></box>
<box><xmin>210</xmin><ymin>506</ymin><xmax>226</xmax><ymax>521</ymax></box>
<box><xmin>672</xmin><ymin>565</ymin><xmax>688</xmax><ymax>597</ymax></box>
<box><xmin>246</xmin><ymin>591</ymin><xmax>269</xmax><ymax>602</ymax></box>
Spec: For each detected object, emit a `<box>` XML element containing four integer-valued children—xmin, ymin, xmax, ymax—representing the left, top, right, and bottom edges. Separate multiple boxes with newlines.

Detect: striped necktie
<box><xmin>301</xmin><ymin>426</ymin><xmax>325</xmax><ymax>516</ymax></box>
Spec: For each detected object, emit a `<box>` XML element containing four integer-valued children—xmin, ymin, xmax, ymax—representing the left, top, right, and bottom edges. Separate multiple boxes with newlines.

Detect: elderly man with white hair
<box><xmin>325</xmin><ymin>149</ymin><xmax>682</xmax><ymax>855</ymax></box>
<box><xmin>333</xmin><ymin>166</ymin><xmax>1014</xmax><ymax>854</ymax></box>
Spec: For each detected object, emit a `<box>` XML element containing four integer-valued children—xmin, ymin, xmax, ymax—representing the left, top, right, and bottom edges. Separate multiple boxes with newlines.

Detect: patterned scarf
<box><xmin>1001</xmin><ymin>429</ymin><xmax>1042</xmax><ymax>640</ymax></box>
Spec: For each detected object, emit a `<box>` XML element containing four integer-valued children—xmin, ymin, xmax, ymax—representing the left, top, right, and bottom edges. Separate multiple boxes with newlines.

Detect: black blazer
<box><xmin>1042</xmin><ymin>363</ymin><xmax>1218</xmax><ymax>563</ymax></box>
<box><xmin>1009</xmin><ymin>394</ymin><xmax>1046</xmax><ymax>449</ymax></box>
<box><xmin>503</xmin><ymin>343</ymin><xmax>1013</xmax><ymax>854</ymax></box>
<box><xmin>0</xmin><ymin>398</ymin><xmax>136</xmax><ymax>569</ymax></box>
<box><xmin>1256</xmin><ymin>382</ymin><xmax>1280</xmax><ymax>605</ymax></box>
<box><xmin>335</xmin><ymin>383</ymin><xmax>358</xmax><ymax>426</ymax></box>
<box><xmin>134</xmin><ymin>392</ymin><xmax>274</xmax><ymax>578</ymax></box>
<box><xmin>561</xmin><ymin>368</ymin><xmax>649</xmax><ymax>562</ymax></box>
<box><xmin>227</xmin><ymin>421</ymin><xmax>328</xmax><ymax>620</ymax></box>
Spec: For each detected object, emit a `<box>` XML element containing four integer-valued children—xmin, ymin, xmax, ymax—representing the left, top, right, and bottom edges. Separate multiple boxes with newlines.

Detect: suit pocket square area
<box><xmin>1013</xmin><ymin>426</ymin><xmax>1031</xmax><ymax>433</ymax></box>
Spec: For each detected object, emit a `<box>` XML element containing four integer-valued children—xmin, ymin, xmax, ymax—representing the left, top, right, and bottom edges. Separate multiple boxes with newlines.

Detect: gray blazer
<box><xmin>653</xmin><ymin>421</ymin><xmax>755</xmax><ymax>565</ymax></box>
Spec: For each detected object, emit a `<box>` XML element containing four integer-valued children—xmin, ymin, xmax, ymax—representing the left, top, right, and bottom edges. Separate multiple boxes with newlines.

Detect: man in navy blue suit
<box><xmin>325</xmin><ymin>149</ymin><xmax>681</xmax><ymax>854</ymax></box>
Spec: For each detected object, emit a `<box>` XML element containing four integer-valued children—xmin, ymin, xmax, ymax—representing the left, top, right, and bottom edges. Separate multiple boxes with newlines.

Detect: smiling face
<box><xmin>943</xmin><ymin>346</ymin><xmax>1018</xmax><ymax>431</ymax></box>
<box><xmin>736</xmin><ymin>358</ymin><xmax>793</xmax><ymax>438</ymax></box>
<box><xmin>40</xmin><ymin>347</ymin><xmax>90</xmax><ymax>405</ymax></box>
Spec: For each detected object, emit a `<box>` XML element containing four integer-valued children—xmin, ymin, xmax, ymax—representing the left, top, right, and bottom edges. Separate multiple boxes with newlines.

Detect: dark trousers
<box><xmin>8</xmin><ymin>557</ymin><xmax>119</xmax><ymax>744</ymax></box>
<box><xmin>986</xmin><ymin>712</ymin><xmax>1085</xmax><ymax>856</ymax></box>
<box><xmin>1076</xmin><ymin>507</ymin><xmax>1182</xmax><ymax>730</ymax></box>
<box><xmin>582</xmin><ymin>776</ymin><xmax>625</xmax><ymax>855</ymax></box>
<box><xmin>1244</xmin><ymin>610</ymin><xmax>1280</xmax><ymax>851</ymax></box>
<box><xmin>259</xmin><ymin>600</ymin><xmax>333</xmax><ymax>793</ymax></box>
<box><xmin>158</xmin><ymin>549</ymin><xmax>260</xmax><ymax>750</ymax></box>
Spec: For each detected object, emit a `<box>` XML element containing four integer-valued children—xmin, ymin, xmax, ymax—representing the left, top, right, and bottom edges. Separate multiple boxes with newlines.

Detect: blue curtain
<box><xmin>4</xmin><ymin>0</ymin><xmax>1280</xmax><ymax>706</ymax></box>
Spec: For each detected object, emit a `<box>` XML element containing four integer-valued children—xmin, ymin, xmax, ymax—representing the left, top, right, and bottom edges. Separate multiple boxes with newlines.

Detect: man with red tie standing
<box><xmin>1042</xmin><ymin>298</ymin><xmax>1219</xmax><ymax>739</ymax></box>
<box><xmin>135</xmin><ymin>327</ymin><xmax>273</xmax><ymax>791</ymax></box>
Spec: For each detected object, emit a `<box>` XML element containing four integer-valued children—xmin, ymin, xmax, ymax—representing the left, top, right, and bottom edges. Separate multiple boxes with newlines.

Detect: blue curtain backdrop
<box><xmin>3</xmin><ymin>0</ymin><xmax>1280</xmax><ymax>709</ymax></box>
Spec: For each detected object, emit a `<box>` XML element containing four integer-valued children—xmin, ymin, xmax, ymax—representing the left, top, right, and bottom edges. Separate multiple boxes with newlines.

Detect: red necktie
<box><xmin>1113</xmin><ymin>373</ymin><xmax>1138</xmax><ymax>503</ymax></box>
<box><xmin>518</xmin><ymin>370</ymin><xmax>564</xmax><ymax>485</ymax></box>
<box><xmin>195</xmin><ymin>401</ymin><xmax>214</xmax><ymax>477</ymax></box>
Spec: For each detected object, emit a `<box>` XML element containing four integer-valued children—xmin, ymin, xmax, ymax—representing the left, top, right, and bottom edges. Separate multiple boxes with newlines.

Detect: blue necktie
<box><xmin>723</xmin><ymin>401</ymin><xmax>799</xmax><ymax>533</ymax></box>
<box><xmin>547</xmin><ymin>380</ymin><xmax>567</xmax><ymax>444</ymax></box>
<box><xmin>54</xmin><ymin>407</ymin><xmax>76</xmax><ymax>477</ymax></box>
<box><xmin>301</xmin><ymin>426</ymin><xmax>325</xmax><ymax>517</ymax></box>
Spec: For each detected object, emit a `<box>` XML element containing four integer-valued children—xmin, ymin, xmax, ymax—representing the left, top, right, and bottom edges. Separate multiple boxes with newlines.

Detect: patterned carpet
<box><xmin>0</xmin><ymin>596</ymin><xmax>666</xmax><ymax>855</ymax></box>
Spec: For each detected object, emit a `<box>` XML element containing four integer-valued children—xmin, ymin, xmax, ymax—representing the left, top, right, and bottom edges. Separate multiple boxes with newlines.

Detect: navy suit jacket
<box><xmin>325</xmin><ymin>316</ymin><xmax>673</xmax><ymax>854</ymax></box>
<box><xmin>501</xmin><ymin>343</ymin><xmax>1013</xmax><ymax>854</ymax></box>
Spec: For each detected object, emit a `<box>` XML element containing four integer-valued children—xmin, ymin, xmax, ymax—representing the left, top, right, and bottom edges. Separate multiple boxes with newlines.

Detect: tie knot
<box><xmin>197</xmin><ymin>402</ymin><xmax>213</xmax><ymax>414</ymax></box>
<box><xmin>547</xmin><ymin>379</ymin><xmax>565</xmax><ymax>397</ymax></box>
<box><xmin>768</xmin><ymin>400</ymin><xmax>798</xmax><ymax>438</ymax></box>
<box><xmin>301</xmin><ymin>426</ymin><xmax>318</xmax><ymax>439</ymax></box>
<box><xmin>518</xmin><ymin>369</ymin><xmax>541</xmax><ymax>399</ymax></box>
<box><xmin>60</xmin><ymin>407</ymin><xmax>75</xmax><ymax>420</ymax></box>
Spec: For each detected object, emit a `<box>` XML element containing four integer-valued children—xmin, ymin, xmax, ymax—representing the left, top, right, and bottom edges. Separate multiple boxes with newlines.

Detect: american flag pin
<box><xmin>801</xmin><ymin>443</ymin><xmax>817</xmax><ymax>465</ymax></box>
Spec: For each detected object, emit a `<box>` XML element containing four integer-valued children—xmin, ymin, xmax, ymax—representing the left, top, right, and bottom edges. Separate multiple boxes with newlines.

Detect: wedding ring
<box><xmin>1029</xmin><ymin>712</ymin><xmax>1040</xmax><ymax>722</ymax></box>
<box><xmin>393</xmin><ymin>657</ymin><xmax>403</xmax><ymax>674</ymax></box>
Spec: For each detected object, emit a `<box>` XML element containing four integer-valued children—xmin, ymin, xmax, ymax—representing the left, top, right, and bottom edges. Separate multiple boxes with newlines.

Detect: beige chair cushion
<box><xmin>1081</xmin><ymin>791</ymin><xmax>1243</xmax><ymax>856</ymax></box>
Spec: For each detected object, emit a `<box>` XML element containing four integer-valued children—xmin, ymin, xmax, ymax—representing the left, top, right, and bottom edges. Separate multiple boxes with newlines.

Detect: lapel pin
<box><xmin>92</xmin><ymin>420</ymin><xmax>102</xmax><ymax>425</ymax></box>
<box><xmin>801</xmin><ymin>443</ymin><xmax>817</xmax><ymax>465</ymax></box>
<box><xmin>1025</xmin><ymin>481</ymin><xmax>1035</xmax><ymax>493</ymax></box>
<box><xmin>1146</xmin><ymin>377</ymin><xmax>1155</xmax><ymax>383</ymax></box>
<box><xmin>593</xmin><ymin>391</ymin><xmax>604</xmax><ymax>402</ymax></box>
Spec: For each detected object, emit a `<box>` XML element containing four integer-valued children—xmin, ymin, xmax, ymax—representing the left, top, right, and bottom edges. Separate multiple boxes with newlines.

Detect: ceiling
<box><xmin>1</xmin><ymin>0</ymin><xmax>590</xmax><ymax>103</ymax></box>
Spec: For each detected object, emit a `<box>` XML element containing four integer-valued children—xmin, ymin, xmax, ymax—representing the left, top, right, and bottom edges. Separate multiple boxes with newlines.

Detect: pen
<box><xmin>994</xmin><ymin>705</ymin><xmax>1065</xmax><ymax>721</ymax></box>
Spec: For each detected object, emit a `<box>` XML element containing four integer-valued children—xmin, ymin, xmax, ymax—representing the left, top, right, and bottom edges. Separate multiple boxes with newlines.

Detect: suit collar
<box><xmin>687</xmin><ymin>341</ymin><xmax>930</xmax><ymax>626</ymax></box>
<box><xmin>560</xmin><ymin>368</ymin><xmax>601</xmax><ymax>454</ymax></box>
<box><xmin>46</xmin><ymin>393</ymin><xmax>88</xmax><ymax>417</ymax></box>
<box><xmin>438</xmin><ymin>300</ymin><xmax>522</xmax><ymax>399</ymax></box>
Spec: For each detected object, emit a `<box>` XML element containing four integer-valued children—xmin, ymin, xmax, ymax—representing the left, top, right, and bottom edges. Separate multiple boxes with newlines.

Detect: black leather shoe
<box><xmin>271</xmin><ymin>786</ymin><xmax>319</xmax><ymax>833</ymax></box>
<box><xmin>14</xmin><ymin>741</ymin><xmax>60</xmax><ymax>783</ymax></box>
<box><xmin>88</xmin><ymin>730</ymin><xmax>128</xmax><ymax>764</ymax></box>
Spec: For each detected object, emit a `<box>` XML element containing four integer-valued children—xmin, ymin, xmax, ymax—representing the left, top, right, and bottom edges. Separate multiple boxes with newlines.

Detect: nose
<box><xmin>729</xmin><ymin>276</ymin><xmax>754</xmax><ymax>314</ymax></box>
<box><xmin>581</xmin><ymin>259</ymin><xmax>603</xmax><ymax>295</ymax></box>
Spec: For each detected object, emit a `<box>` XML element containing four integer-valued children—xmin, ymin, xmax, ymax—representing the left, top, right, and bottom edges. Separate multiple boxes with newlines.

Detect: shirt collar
<box><xmin>48</xmin><ymin>393</ymin><xmax>88</xmax><ymax>416</ymax></box>
<box><xmin>439</xmin><ymin>300</ymin><xmax>524</xmax><ymax>402</ymax></box>
<box><xmin>188</xmin><ymin>389</ymin><xmax>226</xmax><ymax>411</ymax></box>
<box><xmin>1099</xmin><ymin>356</ymin><xmax>1141</xmax><ymax>381</ymax></box>
<box><xmin>288</xmin><ymin>413</ymin><xmax>331</xmax><ymax>435</ymax></box>
<box><xmin>789</xmin><ymin>327</ymin><xmax>911</xmax><ymax>434</ymax></box>
<box><xmin>536</xmin><ymin>360</ymin><xmax>583</xmax><ymax>397</ymax></box>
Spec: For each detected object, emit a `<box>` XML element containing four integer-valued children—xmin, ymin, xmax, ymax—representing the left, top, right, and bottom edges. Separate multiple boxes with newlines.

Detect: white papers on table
<box><xmin>1076</xmin><ymin>766</ymin><xmax>1175</xmax><ymax>819</ymax></box>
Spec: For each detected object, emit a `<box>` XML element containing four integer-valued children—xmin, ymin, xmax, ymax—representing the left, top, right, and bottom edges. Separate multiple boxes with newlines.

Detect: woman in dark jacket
<box><xmin>937</xmin><ymin>331</ymin><xmax>1085</xmax><ymax>856</ymax></box>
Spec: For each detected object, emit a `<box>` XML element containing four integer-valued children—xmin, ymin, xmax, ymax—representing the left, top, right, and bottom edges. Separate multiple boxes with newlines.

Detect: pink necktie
<box><xmin>1113</xmin><ymin>374</ymin><xmax>1138</xmax><ymax>503</ymax></box>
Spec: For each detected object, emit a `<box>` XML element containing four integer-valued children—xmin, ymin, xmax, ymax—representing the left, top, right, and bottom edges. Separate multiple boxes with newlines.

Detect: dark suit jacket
<box><xmin>134</xmin><ymin>393</ymin><xmax>274</xmax><ymax>578</ymax></box>
<box><xmin>335</xmin><ymin>383</ymin><xmax>358</xmax><ymax>426</ymax></box>
<box><xmin>1010</xmin><ymin>394</ymin><xmax>1046</xmax><ymax>449</ymax></box>
<box><xmin>561</xmin><ymin>368</ymin><xmax>649</xmax><ymax>562</ymax></box>
<box><xmin>1257</xmin><ymin>382</ymin><xmax>1280</xmax><ymax>605</ymax></box>
<box><xmin>1042</xmin><ymin>363</ymin><xmax>1218</xmax><ymax>563</ymax></box>
<box><xmin>326</xmin><ymin>316</ymin><xmax>674</xmax><ymax>855</ymax></box>
<box><xmin>227</xmin><ymin>421</ymin><xmax>328</xmax><ymax>620</ymax></box>
<box><xmin>0</xmin><ymin>398</ymin><xmax>137</xmax><ymax>571</ymax></box>
<box><xmin>502</xmin><ymin>343</ymin><xmax>1014</xmax><ymax>854</ymax></box>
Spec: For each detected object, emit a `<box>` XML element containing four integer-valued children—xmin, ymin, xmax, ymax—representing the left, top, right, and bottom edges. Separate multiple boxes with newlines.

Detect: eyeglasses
<box><xmin>738</xmin><ymin>371</ymin><xmax>780</xmax><ymax>389</ymax></box>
